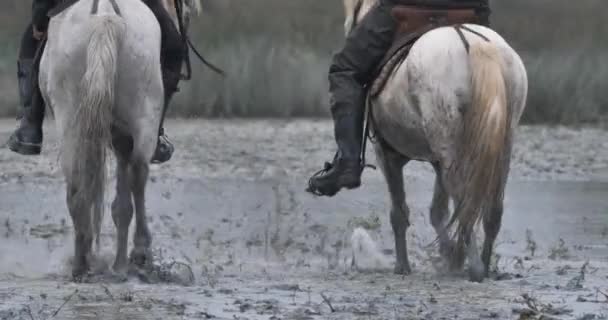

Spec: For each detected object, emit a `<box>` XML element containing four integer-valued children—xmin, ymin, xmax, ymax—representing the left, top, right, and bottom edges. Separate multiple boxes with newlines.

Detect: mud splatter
<box><xmin>1</xmin><ymin>119</ymin><xmax>607</xmax><ymax>319</ymax></box>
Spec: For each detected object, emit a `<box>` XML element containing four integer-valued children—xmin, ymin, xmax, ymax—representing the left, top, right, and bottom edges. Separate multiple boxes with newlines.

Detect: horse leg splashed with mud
<box><xmin>38</xmin><ymin>0</ymin><xmax>200</xmax><ymax>280</ymax></box>
<box><xmin>344</xmin><ymin>0</ymin><xmax>528</xmax><ymax>282</ymax></box>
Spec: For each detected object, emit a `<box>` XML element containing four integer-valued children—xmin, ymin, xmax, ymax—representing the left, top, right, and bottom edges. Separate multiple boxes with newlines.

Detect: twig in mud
<box><xmin>51</xmin><ymin>289</ymin><xmax>78</xmax><ymax>318</ymax></box>
<box><xmin>420</xmin><ymin>300</ymin><xmax>428</xmax><ymax>310</ymax></box>
<box><xmin>306</xmin><ymin>286</ymin><xmax>312</xmax><ymax>305</ymax></box>
<box><xmin>598</xmin><ymin>290</ymin><xmax>608</xmax><ymax>301</ymax></box>
<box><xmin>522</xmin><ymin>294</ymin><xmax>540</xmax><ymax>312</ymax></box>
<box><xmin>25</xmin><ymin>305</ymin><xmax>35</xmax><ymax>320</ymax></box>
<box><xmin>4</xmin><ymin>218</ymin><xmax>14</xmax><ymax>238</ymax></box>
<box><xmin>548</xmin><ymin>238</ymin><xmax>570</xmax><ymax>260</ymax></box>
<box><xmin>320</xmin><ymin>292</ymin><xmax>335</xmax><ymax>313</ymax></box>
<box><xmin>513</xmin><ymin>293</ymin><xmax>573</xmax><ymax>318</ymax></box>
<box><xmin>201</xmin><ymin>264</ymin><xmax>220</xmax><ymax>288</ymax></box>
<box><xmin>525</xmin><ymin>229</ymin><xmax>537</xmax><ymax>257</ymax></box>
<box><xmin>556</xmin><ymin>265</ymin><xmax>572</xmax><ymax>276</ymax></box>
<box><xmin>291</xmin><ymin>287</ymin><xmax>298</xmax><ymax>305</ymax></box>
<box><xmin>100</xmin><ymin>284</ymin><xmax>115</xmax><ymax>301</ymax></box>
<box><xmin>264</xmin><ymin>211</ymin><xmax>271</xmax><ymax>260</ymax></box>
<box><xmin>566</xmin><ymin>261</ymin><xmax>589</xmax><ymax>290</ymax></box>
<box><xmin>577</xmin><ymin>289</ymin><xmax>608</xmax><ymax>304</ymax></box>
<box><xmin>490</xmin><ymin>253</ymin><xmax>502</xmax><ymax>274</ymax></box>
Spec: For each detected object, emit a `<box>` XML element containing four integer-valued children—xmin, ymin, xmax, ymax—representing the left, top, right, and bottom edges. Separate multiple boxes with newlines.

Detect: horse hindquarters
<box><xmin>62</xmin><ymin>15</ymin><xmax>125</xmax><ymax>279</ymax></box>
<box><xmin>390</xmin><ymin>26</ymin><xmax>515</xmax><ymax>281</ymax></box>
<box><xmin>447</xmin><ymin>39</ymin><xmax>512</xmax><ymax>282</ymax></box>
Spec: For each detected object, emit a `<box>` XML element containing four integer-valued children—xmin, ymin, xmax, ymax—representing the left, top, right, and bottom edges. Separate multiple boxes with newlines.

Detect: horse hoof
<box><xmin>112</xmin><ymin>262</ymin><xmax>128</xmax><ymax>277</ymax></box>
<box><xmin>72</xmin><ymin>270</ymin><xmax>91</xmax><ymax>283</ymax></box>
<box><xmin>468</xmin><ymin>265</ymin><xmax>486</xmax><ymax>283</ymax></box>
<box><xmin>439</xmin><ymin>240</ymin><xmax>457</xmax><ymax>259</ymax></box>
<box><xmin>72</xmin><ymin>262</ymin><xmax>90</xmax><ymax>282</ymax></box>
<box><xmin>129</xmin><ymin>248</ymin><xmax>152</xmax><ymax>268</ymax></box>
<box><xmin>107</xmin><ymin>270</ymin><xmax>129</xmax><ymax>283</ymax></box>
<box><xmin>394</xmin><ymin>264</ymin><xmax>412</xmax><ymax>275</ymax></box>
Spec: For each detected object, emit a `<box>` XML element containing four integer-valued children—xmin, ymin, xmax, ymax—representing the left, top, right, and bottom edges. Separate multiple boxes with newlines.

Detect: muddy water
<box><xmin>1</xmin><ymin>175</ymin><xmax>607</xmax><ymax>320</ymax></box>
<box><xmin>1</xmin><ymin>119</ymin><xmax>607</xmax><ymax>319</ymax></box>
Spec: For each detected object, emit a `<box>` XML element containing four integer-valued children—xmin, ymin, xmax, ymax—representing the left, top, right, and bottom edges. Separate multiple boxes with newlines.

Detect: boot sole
<box><xmin>8</xmin><ymin>139</ymin><xmax>41</xmax><ymax>155</ymax></box>
<box><xmin>310</xmin><ymin>176</ymin><xmax>361</xmax><ymax>197</ymax></box>
<box><xmin>150</xmin><ymin>147</ymin><xmax>174</xmax><ymax>164</ymax></box>
<box><xmin>342</xmin><ymin>179</ymin><xmax>361</xmax><ymax>190</ymax></box>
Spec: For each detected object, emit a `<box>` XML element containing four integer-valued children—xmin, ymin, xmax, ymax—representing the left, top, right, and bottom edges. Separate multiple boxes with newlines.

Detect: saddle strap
<box><xmin>453</xmin><ymin>24</ymin><xmax>490</xmax><ymax>53</ymax></box>
<box><xmin>91</xmin><ymin>0</ymin><xmax>122</xmax><ymax>15</ymax></box>
<box><xmin>48</xmin><ymin>0</ymin><xmax>79</xmax><ymax>18</ymax></box>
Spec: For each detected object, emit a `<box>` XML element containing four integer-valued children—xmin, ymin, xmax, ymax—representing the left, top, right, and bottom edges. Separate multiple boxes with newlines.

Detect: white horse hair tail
<box><xmin>448</xmin><ymin>40</ymin><xmax>509</xmax><ymax>255</ymax></box>
<box><xmin>67</xmin><ymin>14</ymin><xmax>125</xmax><ymax>246</ymax></box>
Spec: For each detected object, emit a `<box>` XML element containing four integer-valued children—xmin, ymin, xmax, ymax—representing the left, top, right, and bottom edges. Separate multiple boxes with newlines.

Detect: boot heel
<box><xmin>8</xmin><ymin>137</ymin><xmax>42</xmax><ymax>155</ymax></box>
<box><xmin>341</xmin><ymin>175</ymin><xmax>361</xmax><ymax>190</ymax></box>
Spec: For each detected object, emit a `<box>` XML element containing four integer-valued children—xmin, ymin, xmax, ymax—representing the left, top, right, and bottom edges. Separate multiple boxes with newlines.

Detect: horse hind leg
<box><xmin>111</xmin><ymin>151</ymin><xmax>133</xmax><ymax>275</ymax></box>
<box><xmin>482</xmin><ymin>144</ymin><xmax>511</xmax><ymax>277</ymax></box>
<box><xmin>66</xmin><ymin>183</ymin><xmax>94</xmax><ymax>281</ymax></box>
<box><xmin>466</xmin><ymin>231</ymin><xmax>485</xmax><ymax>282</ymax></box>
<box><xmin>93</xmin><ymin>193</ymin><xmax>104</xmax><ymax>252</ymax></box>
<box><xmin>374</xmin><ymin>142</ymin><xmax>411</xmax><ymax>275</ymax></box>
<box><xmin>429</xmin><ymin>164</ymin><xmax>456</xmax><ymax>263</ymax></box>
<box><xmin>129</xmin><ymin>157</ymin><xmax>152</xmax><ymax>268</ymax></box>
<box><xmin>482</xmin><ymin>202</ymin><xmax>503</xmax><ymax>277</ymax></box>
<box><xmin>448</xmin><ymin>201</ymin><xmax>485</xmax><ymax>281</ymax></box>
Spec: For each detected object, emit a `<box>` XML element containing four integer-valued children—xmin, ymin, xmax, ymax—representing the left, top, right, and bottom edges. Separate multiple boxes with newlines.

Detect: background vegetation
<box><xmin>0</xmin><ymin>0</ymin><xmax>606</xmax><ymax>123</ymax></box>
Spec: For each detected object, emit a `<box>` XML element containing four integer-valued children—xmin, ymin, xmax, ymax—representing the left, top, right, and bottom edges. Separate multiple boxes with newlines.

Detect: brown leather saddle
<box><xmin>369</xmin><ymin>5</ymin><xmax>483</xmax><ymax>97</ymax></box>
<box><xmin>48</xmin><ymin>0</ymin><xmax>122</xmax><ymax>17</ymax></box>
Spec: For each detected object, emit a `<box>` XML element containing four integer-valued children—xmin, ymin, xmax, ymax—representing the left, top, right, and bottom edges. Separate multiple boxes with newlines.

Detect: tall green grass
<box><xmin>0</xmin><ymin>0</ymin><xmax>606</xmax><ymax>123</ymax></box>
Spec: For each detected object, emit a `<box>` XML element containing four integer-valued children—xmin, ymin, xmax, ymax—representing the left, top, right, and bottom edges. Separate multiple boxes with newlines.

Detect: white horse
<box><xmin>39</xmin><ymin>0</ymin><xmax>200</xmax><ymax>280</ymax></box>
<box><xmin>344</xmin><ymin>0</ymin><xmax>528</xmax><ymax>282</ymax></box>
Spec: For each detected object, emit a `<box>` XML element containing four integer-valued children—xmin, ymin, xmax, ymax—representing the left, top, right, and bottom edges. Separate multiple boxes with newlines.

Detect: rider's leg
<box><xmin>477</xmin><ymin>7</ymin><xmax>491</xmax><ymax>26</ymax></box>
<box><xmin>143</xmin><ymin>0</ymin><xmax>188</xmax><ymax>163</ymax></box>
<box><xmin>8</xmin><ymin>24</ymin><xmax>45</xmax><ymax>155</ymax></box>
<box><xmin>307</xmin><ymin>2</ymin><xmax>397</xmax><ymax>196</ymax></box>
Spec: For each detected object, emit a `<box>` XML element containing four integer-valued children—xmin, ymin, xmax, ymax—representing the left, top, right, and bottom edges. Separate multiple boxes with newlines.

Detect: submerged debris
<box><xmin>347</xmin><ymin>213</ymin><xmax>382</xmax><ymax>231</ymax></box>
<box><xmin>29</xmin><ymin>224</ymin><xmax>70</xmax><ymax>239</ymax></box>
<box><xmin>556</xmin><ymin>265</ymin><xmax>572</xmax><ymax>276</ymax></box>
<box><xmin>548</xmin><ymin>239</ymin><xmax>570</xmax><ymax>260</ymax></box>
<box><xmin>513</xmin><ymin>293</ymin><xmax>573</xmax><ymax>319</ymax></box>
<box><xmin>131</xmin><ymin>250</ymin><xmax>195</xmax><ymax>286</ymax></box>
<box><xmin>525</xmin><ymin>229</ymin><xmax>538</xmax><ymax>257</ymax></box>
<box><xmin>566</xmin><ymin>261</ymin><xmax>590</xmax><ymax>291</ymax></box>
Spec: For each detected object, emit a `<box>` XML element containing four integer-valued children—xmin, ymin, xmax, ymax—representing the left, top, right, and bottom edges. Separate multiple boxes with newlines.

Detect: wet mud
<box><xmin>1</xmin><ymin>119</ymin><xmax>607</xmax><ymax>319</ymax></box>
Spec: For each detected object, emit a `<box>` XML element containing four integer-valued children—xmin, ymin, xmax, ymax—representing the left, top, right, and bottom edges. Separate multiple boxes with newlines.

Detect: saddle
<box><xmin>48</xmin><ymin>0</ymin><xmax>122</xmax><ymax>17</ymax></box>
<box><xmin>369</xmin><ymin>5</ymin><xmax>483</xmax><ymax>97</ymax></box>
<box><xmin>48</xmin><ymin>0</ymin><xmax>79</xmax><ymax>17</ymax></box>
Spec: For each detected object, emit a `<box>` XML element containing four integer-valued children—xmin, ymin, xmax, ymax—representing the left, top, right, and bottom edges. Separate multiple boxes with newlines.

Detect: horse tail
<box><xmin>67</xmin><ymin>15</ymin><xmax>125</xmax><ymax>246</ymax></box>
<box><xmin>449</xmin><ymin>40</ymin><xmax>509</xmax><ymax>257</ymax></box>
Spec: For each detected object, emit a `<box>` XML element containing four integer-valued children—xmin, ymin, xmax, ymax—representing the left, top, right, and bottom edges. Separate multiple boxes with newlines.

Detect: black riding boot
<box><xmin>307</xmin><ymin>2</ymin><xmax>396</xmax><ymax>197</ymax></box>
<box><xmin>8</xmin><ymin>58</ymin><xmax>44</xmax><ymax>155</ymax></box>
<box><xmin>146</xmin><ymin>0</ymin><xmax>187</xmax><ymax>164</ymax></box>
<box><xmin>307</xmin><ymin>103</ymin><xmax>366</xmax><ymax>197</ymax></box>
